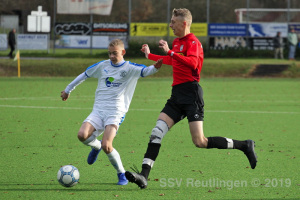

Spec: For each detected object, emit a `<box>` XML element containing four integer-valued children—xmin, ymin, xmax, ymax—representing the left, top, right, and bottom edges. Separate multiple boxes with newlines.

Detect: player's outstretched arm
<box><xmin>141</xmin><ymin>44</ymin><xmax>150</xmax><ymax>58</ymax></box>
<box><xmin>61</xmin><ymin>91</ymin><xmax>70</xmax><ymax>101</ymax></box>
<box><xmin>61</xmin><ymin>72</ymin><xmax>88</xmax><ymax>101</ymax></box>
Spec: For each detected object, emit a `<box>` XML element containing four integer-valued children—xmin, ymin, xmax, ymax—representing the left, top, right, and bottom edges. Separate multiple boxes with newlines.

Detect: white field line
<box><xmin>0</xmin><ymin>104</ymin><xmax>299</xmax><ymax>114</ymax></box>
<box><xmin>0</xmin><ymin>97</ymin><xmax>299</xmax><ymax>104</ymax></box>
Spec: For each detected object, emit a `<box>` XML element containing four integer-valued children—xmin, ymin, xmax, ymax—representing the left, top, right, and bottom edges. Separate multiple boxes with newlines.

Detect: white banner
<box><xmin>55</xmin><ymin>35</ymin><xmax>127</xmax><ymax>49</ymax></box>
<box><xmin>17</xmin><ymin>34</ymin><xmax>49</xmax><ymax>50</ymax></box>
<box><xmin>248</xmin><ymin>23</ymin><xmax>288</xmax><ymax>37</ymax></box>
<box><xmin>0</xmin><ymin>34</ymin><xmax>8</xmax><ymax>50</ymax></box>
<box><xmin>57</xmin><ymin>0</ymin><xmax>114</xmax><ymax>15</ymax></box>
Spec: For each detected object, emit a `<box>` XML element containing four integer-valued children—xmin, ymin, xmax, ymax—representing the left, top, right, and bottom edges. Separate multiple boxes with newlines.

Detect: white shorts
<box><xmin>83</xmin><ymin>110</ymin><xmax>125</xmax><ymax>137</ymax></box>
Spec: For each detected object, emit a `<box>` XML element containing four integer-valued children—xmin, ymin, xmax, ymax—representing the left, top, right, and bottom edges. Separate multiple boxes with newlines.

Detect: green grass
<box><xmin>0</xmin><ymin>48</ymin><xmax>109</xmax><ymax>58</ymax></box>
<box><xmin>1</xmin><ymin>57</ymin><xmax>300</xmax><ymax>77</ymax></box>
<box><xmin>0</xmin><ymin>77</ymin><xmax>299</xmax><ymax>199</ymax></box>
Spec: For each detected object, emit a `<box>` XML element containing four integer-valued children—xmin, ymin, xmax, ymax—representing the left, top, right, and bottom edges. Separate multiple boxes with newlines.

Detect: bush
<box><xmin>127</xmin><ymin>39</ymin><xmax>297</xmax><ymax>59</ymax></box>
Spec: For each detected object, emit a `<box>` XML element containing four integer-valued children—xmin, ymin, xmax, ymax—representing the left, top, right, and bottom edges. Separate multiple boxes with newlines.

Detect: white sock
<box><xmin>83</xmin><ymin>134</ymin><xmax>102</xmax><ymax>150</ymax></box>
<box><xmin>107</xmin><ymin>149</ymin><xmax>125</xmax><ymax>174</ymax></box>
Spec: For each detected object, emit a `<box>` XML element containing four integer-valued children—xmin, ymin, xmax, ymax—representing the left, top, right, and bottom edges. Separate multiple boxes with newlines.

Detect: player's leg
<box><xmin>79</xmin><ymin>112</ymin><xmax>104</xmax><ymax>164</ymax></box>
<box><xmin>141</xmin><ymin>112</ymin><xmax>173</xmax><ymax>178</ymax></box>
<box><xmin>189</xmin><ymin>121</ymin><xmax>257</xmax><ymax>169</ymax></box>
<box><xmin>102</xmin><ymin>124</ymin><xmax>127</xmax><ymax>185</ymax></box>
<box><xmin>188</xmin><ymin>83</ymin><xmax>257</xmax><ymax>169</ymax></box>
<box><xmin>125</xmin><ymin>112</ymin><xmax>175</xmax><ymax>189</ymax></box>
<box><xmin>77</xmin><ymin>122</ymin><xmax>103</xmax><ymax>164</ymax></box>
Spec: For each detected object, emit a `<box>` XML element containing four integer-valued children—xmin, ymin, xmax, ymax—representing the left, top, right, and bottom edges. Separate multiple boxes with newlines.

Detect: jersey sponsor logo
<box><xmin>105</xmin><ymin>77</ymin><xmax>122</xmax><ymax>87</ymax></box>
<box><xmin>178</xmin><ymin>52</ymin><xmax>184</xmax><ymax>56</ymax></box>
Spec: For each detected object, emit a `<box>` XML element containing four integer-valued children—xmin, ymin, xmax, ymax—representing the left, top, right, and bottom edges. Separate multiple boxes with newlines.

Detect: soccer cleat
<box><xmin>125</xmin><ymin>171</ymin><xmax>147</xmax><ymax>189</ymax></box>
<box><xmin>117</xmin><ymin>173</ymin><xmax>128</xmax><ymax>185</ymax></box>
<box><xmin>243</xmin><ymin>140</ymin><xmax>257</xmax><ymax>169</ymax></box>
<box><xmin>87</xmin><ymin>143</ymin><xmax>102</xmax><ymax>165</ymax></box>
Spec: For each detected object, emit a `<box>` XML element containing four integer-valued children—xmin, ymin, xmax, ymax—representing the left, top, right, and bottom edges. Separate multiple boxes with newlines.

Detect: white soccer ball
<box><xmin>57</xmin><ymin>165</ymin><xmax>80</xmax><ymax>187</ymax></box>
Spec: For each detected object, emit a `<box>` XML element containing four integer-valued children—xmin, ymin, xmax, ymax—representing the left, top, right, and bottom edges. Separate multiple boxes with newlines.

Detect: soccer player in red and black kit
<box><xmin>125</xmin><ymin>8</ymin><xmax>257</xmax><ymax>189</ymax></box>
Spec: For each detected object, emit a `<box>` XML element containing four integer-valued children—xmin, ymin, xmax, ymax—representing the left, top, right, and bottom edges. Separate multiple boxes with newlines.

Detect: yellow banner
<box><xmin>131</xmin><ymin>23</ymin><xmax>207</xmax><ymax>37</ymax></box>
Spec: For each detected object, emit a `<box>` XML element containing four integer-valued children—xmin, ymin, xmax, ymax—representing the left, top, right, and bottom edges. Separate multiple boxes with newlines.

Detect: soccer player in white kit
<box><xmin>60</xmin><ymin>39</ymin><xmax>163</xmax><ymax>185</ymax></box>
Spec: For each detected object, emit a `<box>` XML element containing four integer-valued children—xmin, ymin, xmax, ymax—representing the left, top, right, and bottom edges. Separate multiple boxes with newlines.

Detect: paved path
<box><xmin>0</xmin><ymin>56</ymin><xmax>60</xmax><ymax>60</ymax></box>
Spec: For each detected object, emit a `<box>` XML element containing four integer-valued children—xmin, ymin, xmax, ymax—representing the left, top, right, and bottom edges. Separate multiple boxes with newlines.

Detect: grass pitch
<box><xmin>0</xmin><ymin>77</ymin><xmax>299</xmax><ymax>200</ymax></box>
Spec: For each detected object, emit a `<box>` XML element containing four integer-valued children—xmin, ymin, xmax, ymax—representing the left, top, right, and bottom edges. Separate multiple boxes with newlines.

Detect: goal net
<box><xmin>235</xmin><ymin>8</ymin><xmax>300</xmax><ymax>23</ymax></box>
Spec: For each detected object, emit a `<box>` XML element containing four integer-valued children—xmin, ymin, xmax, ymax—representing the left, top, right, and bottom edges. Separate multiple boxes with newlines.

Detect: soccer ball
<box><xmin>57</xmin><ymin>165</ymin><xmax>80</xmax><ymax>187</ymax></box>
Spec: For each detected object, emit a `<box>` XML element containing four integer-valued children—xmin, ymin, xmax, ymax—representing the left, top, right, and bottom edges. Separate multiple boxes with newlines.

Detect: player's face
<box><xmin>169</xmin><ymin>16</ymin><xmax>185</xmax><ymax>37</ymax></box>
<box><xmin>108</xmin><ymin>45</ymin><xmax>125</xmax><ymax>64</ymax></box>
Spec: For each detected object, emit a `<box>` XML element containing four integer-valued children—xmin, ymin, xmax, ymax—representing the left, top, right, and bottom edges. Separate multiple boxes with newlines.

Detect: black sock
<box><xmin>207</xmin><ymin>137</ymin><xmax>228</xmax><ymax>149</ymax></box>
<box><xmin>232</xmin><ymin>139</ymin><xmax>247</xmax><ymax>151</ymax></box>
<box><xmin>207</xmin><ymin>137</ymin><xmax>247</xmax><ymax>151</ymax></box>
<box><xmin>141</xmin><ymin>142</ymin><xmax>161</xmax><ymax>179</ymax></box>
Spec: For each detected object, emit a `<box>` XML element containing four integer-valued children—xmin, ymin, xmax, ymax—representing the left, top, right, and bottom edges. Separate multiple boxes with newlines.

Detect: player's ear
<box><xmin>122</xmin><ymin>49</ymin><xmax>126</xmax><ymax>56</ymax></box>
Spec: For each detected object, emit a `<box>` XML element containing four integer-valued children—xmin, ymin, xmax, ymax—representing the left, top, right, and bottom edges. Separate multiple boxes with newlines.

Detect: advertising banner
<box><xmin>17</xmin><ymin>34</ymin><xmax>48</xmax><ymax>50</ymax></box>
<box><xmin>288</xmin><ymin>24</ymin><xmax>300</xmax><ymax>34</ymax></box>
<box><xmin>0</xmin><ymin>34</ymin><xmax>8</xmax><ymax>49</ymax></box>
<box><xmin>130</xmin><ymin>23</ymin><xmax>168</xmax><ymax>36</ymax></box>
<box><xmin>248</xmin><ymin>23</ymin><xmax>288</xmax><ymax>37</ymax></box>
<box><xmin>250</xmin><ymin>38</ymin><xmax>286</xmax><ymax>50</ymax></box>
<box><xmin>57</xmin><ymin>0</ymin><xmax>114</xmax><ymax>15</ymax></box>
<box><xmin>189</xmin><ymin>23</ymin><xmax>207</xmax><ymax>37</ymax></box>
<box><xmin>55</xmin><ymin>35</ymin><xmax>128</xmax><ymax>49</ymax></box>
<box><xmin>55</xmin><ymin>23</ymin><xmax>128</xmax><ymax>36</ymax></box>
<box><xmin>250</xmin><ymin>38</ymin><xmax>275</xmax><ymax>50</ymax></box>
<box><xmin>208</xmin><ymin>23</ymin><xmax>247</xmax><ymax>36</ymax></box>
<box><xmin>55</xmin><ymin>23</ymin><xmax>92</xmax><ymax>35</ymax></box>
<box><xmin>209</xmin><ymin>36</ymin><xmax>247</xmax><ymax>49</ymax></box>
<box><xmin>93</xmin><ymin>23</ymin><xmax>128</xmax><ymax>36</ymax></box>
<box><xmin>131</xmin><ymin>23</ymin><xmax>207</xmax><ymax>37</ymax></box>
<box><xmin>210</xmin><ymin>36</ymin><xmax>286</xmax><ymax>50</ymax></box>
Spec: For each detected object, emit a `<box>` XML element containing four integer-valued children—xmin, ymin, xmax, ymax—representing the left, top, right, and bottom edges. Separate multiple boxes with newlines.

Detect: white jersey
<box><xmin>65</xmin><ymin>59</ymin><xmax>158</xmax><ymax>114</ymax></box>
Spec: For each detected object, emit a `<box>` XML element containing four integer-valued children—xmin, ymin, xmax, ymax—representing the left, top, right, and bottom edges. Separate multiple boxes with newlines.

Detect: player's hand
<box><xmin>154</xmin><ymin>58</ymin><xmax>163</xmax><ymax>69</ymax></box>
<box><xmin>141</xmin><ymin>44</ymin><xmax>150</xmax><ymax>58</ymax></box>
<box><xmin>61</xmin><ymin>91</ymin><xmax>70</xmax><ymax>101</ymax></box>
<box><xmin>158</xmin><ymin>39</ymin><xmax>170</xmax><ymax>54</ymax></box>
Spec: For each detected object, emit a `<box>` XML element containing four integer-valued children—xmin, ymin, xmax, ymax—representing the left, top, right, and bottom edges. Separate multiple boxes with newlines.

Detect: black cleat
<box><xmin>125</xmin><ymin>171</ymin><xmax>147</xmax><ymax>189</ymax></box>
<box><xmin>244</xmin><ymin>140</ymin><xmax>257</xmax><ymax>169</ymax></box>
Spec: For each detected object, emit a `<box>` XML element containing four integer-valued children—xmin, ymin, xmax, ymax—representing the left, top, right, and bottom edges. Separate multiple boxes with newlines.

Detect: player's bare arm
<box><xmin>141</xmin><ymin>44</ymin><xmax>150</xmax><ymax>58</ymax></box>
<box><xmin>61</xmin><ymin>91</ymin><xmax>69</xmax><ymax>101</ymax></box>
<box><xmin>158</xmin><ymin>39</ymin><xmax>170</xmax><ymax>54</ymax></box>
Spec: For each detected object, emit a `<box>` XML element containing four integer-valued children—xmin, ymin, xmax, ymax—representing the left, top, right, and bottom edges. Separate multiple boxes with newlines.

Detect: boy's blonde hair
<box><xmin>109</xmin><ymin>39</ymin><xmax>125</xmax><ymax>49</ymax></box>
<box><xmin>172</xmin><ymin>8</ymin><xmax>192</xmax><ymax>27</ymax></box>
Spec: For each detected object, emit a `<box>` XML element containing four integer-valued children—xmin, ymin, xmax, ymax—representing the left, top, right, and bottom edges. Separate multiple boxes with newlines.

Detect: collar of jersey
<box><xmin>111</xmin><ymin>60</ymin><xmax>126</xmax><ymax>67</ymax></box>
<box><xmin>179</xmin><ymin>33</ymin><xmax>192</xmax><ymax>40</ymax></box>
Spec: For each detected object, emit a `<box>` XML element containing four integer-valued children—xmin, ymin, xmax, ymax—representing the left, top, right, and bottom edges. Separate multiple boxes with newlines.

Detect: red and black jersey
<box><xmin>148</xmin><ymin>33</ymin><xmax>204</xmax><ymax>86</ymax></box>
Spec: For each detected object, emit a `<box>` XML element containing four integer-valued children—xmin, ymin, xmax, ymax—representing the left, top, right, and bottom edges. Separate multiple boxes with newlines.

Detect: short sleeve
<box><xmin>85</xmin><ymin>61</ymin><xmax>104</xmax><ymax>78</ymax></box>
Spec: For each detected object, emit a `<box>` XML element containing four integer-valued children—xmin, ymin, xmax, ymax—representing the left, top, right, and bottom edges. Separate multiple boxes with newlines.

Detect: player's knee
<box><xmin>101</xmin><ymin>141</ymin><xmax>113</xmax><ymax>154</ymax></box>
<box><xmin>150</xmin><ymin>134</ymin><xmax>162</xmax><ymax>144</ymax></box>
<box><xmin>149</xmin><ymin>120</ymin><xmax>169</xmax><ymax>144</ymax></box>
<box><xmin>150</xmin><ymin>127</ymin><xmax>165</xmax><ymax>144</ymax></box>
<box><xmin>77</xmin><ymin>130</ymin><xmax>88</xmax><ymax>142</ymax></box>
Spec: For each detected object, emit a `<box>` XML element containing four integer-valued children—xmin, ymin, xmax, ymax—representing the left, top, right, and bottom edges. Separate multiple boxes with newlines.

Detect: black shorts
<box><xmin>161</xmin><ymin>81</ymin><xmax>204</xmax><ymax>123</ymax></box>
